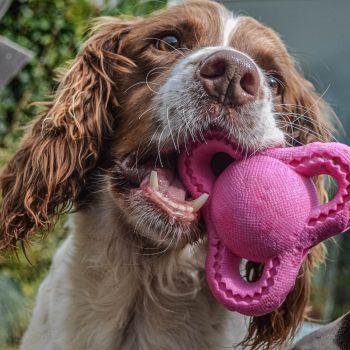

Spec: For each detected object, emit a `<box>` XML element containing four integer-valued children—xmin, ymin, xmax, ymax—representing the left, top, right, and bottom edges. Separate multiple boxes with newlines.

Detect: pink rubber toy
<box><xmin>179</xmin><ymin>131</ymin><xmax>350</xmax><ymax>316</ymax></box>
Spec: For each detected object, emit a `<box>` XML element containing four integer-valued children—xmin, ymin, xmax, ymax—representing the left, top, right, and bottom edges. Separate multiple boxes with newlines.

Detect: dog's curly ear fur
<box><xmin>242</xmin><ymin>66</ymin><xmax>334</xmax><ymax>349</ymax></box>
<box><xmin>0</xmin><ymin>18</ymin><xmax>136</xmax><ymax>251</ymax></box>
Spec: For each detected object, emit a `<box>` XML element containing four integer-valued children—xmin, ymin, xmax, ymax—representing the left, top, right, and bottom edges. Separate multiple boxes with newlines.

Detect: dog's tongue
<box><xmin>157</xmin><ymin>169</ymin><xmax>187</xmax><ymax>201</ymax></box>
<box><xmin>140</xmin><ymin>168</ymin><xmax>186</xmax><ymax>200</ymax></box>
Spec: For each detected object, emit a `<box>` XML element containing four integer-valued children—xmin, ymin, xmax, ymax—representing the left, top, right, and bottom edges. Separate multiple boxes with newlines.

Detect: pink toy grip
<box><xmin>205</xmin><ymin>219</ymin><xmax>305</xmax><ymax>316</ymax></box>
<box><xmin>179</xmin><ymin>134</ymin><xmax>244</xmax><ymax>196</ymax></box>
<box><xmin>265</xmin><ymin>142</ymin><xmax>350</xmax><ymax>247</ymax></box>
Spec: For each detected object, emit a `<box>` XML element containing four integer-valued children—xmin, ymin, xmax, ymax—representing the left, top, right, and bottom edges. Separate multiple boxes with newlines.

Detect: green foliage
<box><xmin>0</xmin><ymin>0</ymin><xmax>166</xmax><ymax>348</ymax></box>
<box><xmin>0</xmin><ymin>0</ymin><xmax>97</xmax><ymax>140</ymax></box>
<box><xmin>0</xmin><ymin>0</ymin><xmax>167</xmax><ymax>142</ymax></box>
<box><xmin>0</xmin><ymin>274</ymin><xmax>26</xmax><ymax>345</ymax></box>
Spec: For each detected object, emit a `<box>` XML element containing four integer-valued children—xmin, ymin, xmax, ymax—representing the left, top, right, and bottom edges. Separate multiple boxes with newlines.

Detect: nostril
<box><xmin>200</xmin><ymin>58</ymin><xmax>227</xmax><ymax>79</ymax></box>
<box><xmin>240</xmin><ymin>72</ymin><xmax>258</xmax><ymax>96</ymax></box>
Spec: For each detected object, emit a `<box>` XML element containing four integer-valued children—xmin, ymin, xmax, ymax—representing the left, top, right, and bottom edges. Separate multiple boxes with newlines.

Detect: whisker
<box><xmin>166</xmin><ymin>106</ymin><xmax>177</xmax><ymax>151</ymax></box>
<box><xmin>156</xmin><ymin>126</ymin><xmax>167</xmax><ymax>167</ymax></box>
<box><xmin>124</xmin><ymin>81</ymin><xmax>159</xmax><ymax>94</ymax></box>
<box><xmin>276</xmin><ymin>120</ymin><xmax>329</xmax><ymax>142</ymax></box>
<box><xmin>137</xmin><ymin>105</ymin><xmax>157</xmax><ymax>120</ymax></box>
<box><xmin>276</xmin><ymin>110</ymin><xmax>334</xmax><ymax>139</ymax></box>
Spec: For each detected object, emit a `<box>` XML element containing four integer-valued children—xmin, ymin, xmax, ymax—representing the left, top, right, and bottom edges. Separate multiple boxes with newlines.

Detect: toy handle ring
<box><xmin>265</xmin><ymin>142</ymin><xmax>350</xmax><ymax>247</ymax></box>
<box><xmin>205</xmin><ymin>217</ymin><xmax>305</xmax><ymax>316</ymax></box>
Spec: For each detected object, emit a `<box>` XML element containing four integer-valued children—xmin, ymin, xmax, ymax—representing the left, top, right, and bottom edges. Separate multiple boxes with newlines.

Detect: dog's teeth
<box><xmin>191</xmin><ymin>193</ymin><xmax>209</xmax><ymax>212</ymax></box>
<box><xmin>150</xmin><ymin>170</ymin><xmax>159</xmax><ymax>191</ymax></box>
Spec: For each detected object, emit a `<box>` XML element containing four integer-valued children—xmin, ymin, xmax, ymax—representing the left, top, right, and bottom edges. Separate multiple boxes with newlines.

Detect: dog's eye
<box><xmin>155</xmin><ymin>35</ymin><xmax>180</xmax><ymax>51</ymax></box>
<box><xmin>266</xmin><ymin>73</ymin><xmax>284</xmax><ymax>96</ymax></box>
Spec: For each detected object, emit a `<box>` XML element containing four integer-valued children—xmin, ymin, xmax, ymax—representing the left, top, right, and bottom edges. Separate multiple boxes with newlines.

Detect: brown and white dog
<box><xmin>0</xmin><ymin>1</ymin><xmax>334</xmax><ymax>349</ymax></box>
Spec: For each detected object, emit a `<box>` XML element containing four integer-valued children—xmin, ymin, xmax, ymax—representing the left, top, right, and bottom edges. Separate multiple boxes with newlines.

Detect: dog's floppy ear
<box><xmin>0</xmin><ymin>17</ymin><xmax>137</xmax><ymax>251</ymax></box>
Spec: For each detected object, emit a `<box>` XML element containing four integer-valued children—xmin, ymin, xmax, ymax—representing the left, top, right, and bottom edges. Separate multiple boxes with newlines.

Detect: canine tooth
<box><xmin>191</xmin><ymin>193</ymin><xmax>209</xmax><ymax>212</ymax></box>
<box><xmin>150</xmin><ymin>170</ymin><xmax>159</xmax><ymax>191</ymax></box>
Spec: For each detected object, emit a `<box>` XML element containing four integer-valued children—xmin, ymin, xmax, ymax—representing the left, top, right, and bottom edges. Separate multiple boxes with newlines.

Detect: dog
<box><xmin>0</xmin><ymin>1</ymin><xmax>334</xmax><ymax>349</ymax></box>
<box><xmin>292</xmin><ymin>312</ymin><xmax>350</xmax><ymax>349</ymax></box>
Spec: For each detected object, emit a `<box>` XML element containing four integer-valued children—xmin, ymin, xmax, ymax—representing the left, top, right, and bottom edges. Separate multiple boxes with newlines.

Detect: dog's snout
<box><xmin>199</xmin><ymin>50</ymin><xmax>260</xmax><ymax>106</ymax></box>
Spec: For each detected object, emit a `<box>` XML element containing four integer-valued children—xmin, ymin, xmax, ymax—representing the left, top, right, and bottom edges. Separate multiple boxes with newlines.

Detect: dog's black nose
<box><xmin>199</xmin><ymin>50</ymin><xmax>260</xmax><ymax>106</ymax></box>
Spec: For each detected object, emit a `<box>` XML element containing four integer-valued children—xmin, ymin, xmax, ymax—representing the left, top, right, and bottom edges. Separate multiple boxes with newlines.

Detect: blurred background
<box><xmin>0</xmin><ymin>0</ymin><xmax>349</xmax><ymax>348</ymax></box>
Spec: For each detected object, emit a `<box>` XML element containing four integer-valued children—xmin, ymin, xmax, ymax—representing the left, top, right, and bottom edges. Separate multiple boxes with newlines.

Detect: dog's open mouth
<box><xmin>111</xmin><ymin>131</ymin><xmax>240</xmax><ymax>224</ymax></box>
<box><xmin>140</xmin><ymin>168</ymin><xmax>209</xmax><ymax>222</ymax></box>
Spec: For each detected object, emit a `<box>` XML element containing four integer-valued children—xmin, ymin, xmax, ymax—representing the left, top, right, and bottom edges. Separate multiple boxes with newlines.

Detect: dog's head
<box><xmin>0</xmin><ymin>0</ymin><xmax>333</xmax><ymax>348</ymax></box>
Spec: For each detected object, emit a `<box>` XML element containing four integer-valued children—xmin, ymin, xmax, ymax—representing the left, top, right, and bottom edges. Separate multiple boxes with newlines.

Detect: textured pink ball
<box><xmin>211</xmin><ymin>156</ymin><xmax>315</xmax><ymax>261</ymax></box>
